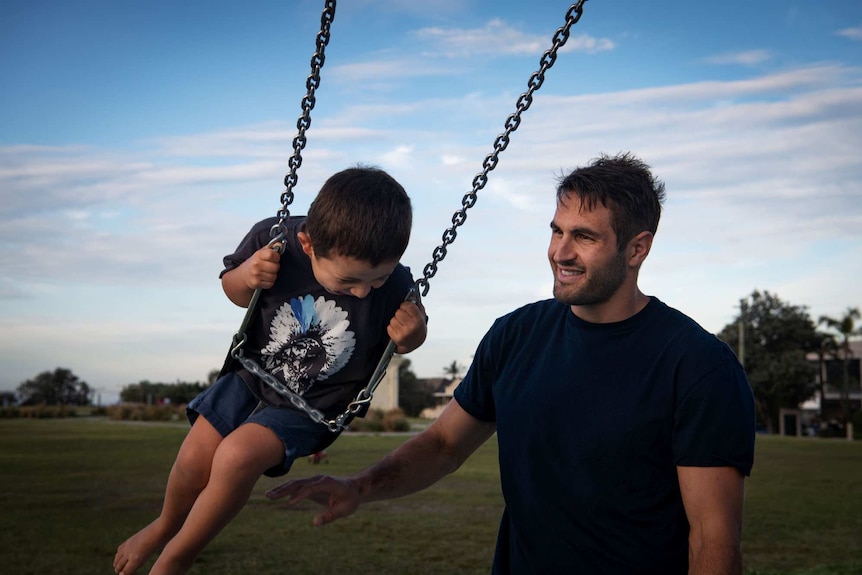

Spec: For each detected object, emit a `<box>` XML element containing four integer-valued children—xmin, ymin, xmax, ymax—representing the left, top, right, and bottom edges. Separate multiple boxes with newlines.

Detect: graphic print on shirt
<box><xmin>261</xmin><ymin>295</ymin><xmax>356</xmax><ymax>394</ymax></box>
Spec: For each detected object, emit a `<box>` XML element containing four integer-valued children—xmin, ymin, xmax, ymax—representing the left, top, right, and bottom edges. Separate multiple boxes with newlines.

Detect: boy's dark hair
<box><xmin>556</xmin><ymin>152</ymin><xmax>666</xmax><ymax>251</ymax></box>
<box><xmin>305</xmin><ymin>166</ymin><xmax>412</xmax><ymax>265</ymax></box>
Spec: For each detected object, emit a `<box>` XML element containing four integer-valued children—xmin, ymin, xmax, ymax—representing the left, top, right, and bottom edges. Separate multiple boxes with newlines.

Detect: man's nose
<box><xmin>551</xmin><ymin>239</ymin><xmax>575</xmax><ymax>263</ymax></box>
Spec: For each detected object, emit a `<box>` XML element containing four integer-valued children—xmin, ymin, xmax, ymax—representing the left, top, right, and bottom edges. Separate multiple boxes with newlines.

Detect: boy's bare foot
<box><xmin>114</xmin><ymin>521</ymin><xmax>170</xmax><ymax>575</ymax></box>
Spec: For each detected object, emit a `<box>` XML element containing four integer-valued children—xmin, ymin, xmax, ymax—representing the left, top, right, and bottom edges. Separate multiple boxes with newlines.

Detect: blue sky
<box><xmin>1</xmin><ymin>0</ymin><xmax>861</xmax><ymax>404</ymax></box>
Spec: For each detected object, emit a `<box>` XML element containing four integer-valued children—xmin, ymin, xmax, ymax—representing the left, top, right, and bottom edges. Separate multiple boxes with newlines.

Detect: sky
<box><xmin>1</xmin><ymin>0</ymin><xmax>861</xmax><ymax>405</ymax></box>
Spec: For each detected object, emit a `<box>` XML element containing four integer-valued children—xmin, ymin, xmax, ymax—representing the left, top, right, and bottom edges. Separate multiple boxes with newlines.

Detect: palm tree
<box><xmin>443</xmin><ymin>360</ymin><xmax>463</xmax><ymax>381</ymax></box>
<box><xmin>813</xmin><ymin>332</ymin><xmax>840</xmax><ymax>421</ymax></box>
<box><xmin>818</xmin><ymin>307</ymin><xmax>862</xmax><ymax>424</ymax></box>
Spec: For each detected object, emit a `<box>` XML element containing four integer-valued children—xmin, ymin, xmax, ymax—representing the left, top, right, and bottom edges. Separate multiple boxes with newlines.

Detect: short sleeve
<box><xmin>220</xmin><ymin>218</ymin><xmax>276</xmax><ymax>278</ymax></box>
<box><xmin>673</xmin><ymin>341</ymin><xmax>755</xmax><ymax>476</ymax></box>
<box><xmin>453</xmin><ymin>323</ymin><xmax>499</xmax><ymax>423</ymax></box>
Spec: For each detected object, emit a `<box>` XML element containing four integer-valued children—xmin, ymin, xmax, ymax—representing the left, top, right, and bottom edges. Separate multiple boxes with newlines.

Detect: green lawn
<box><xmin>0</xmin><ymin>419</ymin><xmax>860</xmax><ymax>574</ymax></box>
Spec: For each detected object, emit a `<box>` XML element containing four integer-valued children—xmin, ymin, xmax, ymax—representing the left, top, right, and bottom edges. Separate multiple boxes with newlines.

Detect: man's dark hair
<box><xmin>556</xmin><ymin>152</ymin><xmax>666</xmax><ymax>251</ymax></box>
<box><xmin>305</xmin><ymin>166</ymin><xmax>412</xmax><ymax>265</ymax></box>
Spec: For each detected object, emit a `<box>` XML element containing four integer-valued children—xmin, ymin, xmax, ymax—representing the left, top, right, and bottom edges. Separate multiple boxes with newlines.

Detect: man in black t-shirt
<box><xmin>267</xmin><ymin>154</ymin><xmax>756</xmax><ymax>575</ymax></box>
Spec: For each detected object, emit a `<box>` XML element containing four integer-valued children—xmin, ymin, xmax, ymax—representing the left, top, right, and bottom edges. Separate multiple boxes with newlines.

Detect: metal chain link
<box><xmin>273</xmin><ymin>0</ymin><xmax>337</xmax><ymax>238</ymax></box>
<box><xmin>231</xmin><ymin>0</ymin><xmax>588</xmax><ymax>433</ymax></box>
<box><xmin>230</xmin><ymin>0</ymin><xmax>352</xmax><ymax>432</ymax></box>
<box><xmin>415</xmin><ymin>0</ymin><xmax>587</xmax><ymax>297</ymax></box>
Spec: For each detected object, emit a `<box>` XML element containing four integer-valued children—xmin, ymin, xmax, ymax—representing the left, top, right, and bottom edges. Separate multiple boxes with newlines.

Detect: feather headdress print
<box><xmin>261</xmin><ymin>295</ymin><xmax>356</xmax><ymax>394</ymax></box>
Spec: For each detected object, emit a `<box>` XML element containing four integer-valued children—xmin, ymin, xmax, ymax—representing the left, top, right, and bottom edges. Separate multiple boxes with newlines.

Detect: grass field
<box><xmin>0</xmin><ymin>418</ymin><xmax>860</xmax><ymax>575</ymax></box>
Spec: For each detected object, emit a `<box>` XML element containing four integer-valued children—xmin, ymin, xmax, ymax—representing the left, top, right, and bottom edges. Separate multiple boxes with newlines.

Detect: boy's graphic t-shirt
<box><xmin>260</xmin><ymin>294</ymin><xmax>355</xmax><ymax>395</ymax></box>
<box><xmin>221</xmin><ymin>216</ymin><xmax>414</xmax><ymax>417</ymax></box>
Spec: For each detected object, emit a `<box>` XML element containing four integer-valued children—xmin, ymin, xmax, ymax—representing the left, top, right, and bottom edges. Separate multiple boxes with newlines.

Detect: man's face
<box><xmin>547</xmin><ymin>195</ymin><xmax>628</xmax><ymax>308</ymax></box>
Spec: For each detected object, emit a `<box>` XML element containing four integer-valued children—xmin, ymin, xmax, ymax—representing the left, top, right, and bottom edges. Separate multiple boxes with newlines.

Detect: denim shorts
<box><xmin>187</xmin><ymin>372</ymin><xmax>338</xmax><ymax>477</ymax></box>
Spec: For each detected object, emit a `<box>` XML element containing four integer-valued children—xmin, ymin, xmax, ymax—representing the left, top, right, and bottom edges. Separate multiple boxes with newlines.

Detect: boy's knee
<box><xmin>174</xmin><ymin>446</ymin><xmax>214</xmax><ymax>488</ymax></box>
<box><xmin>212</xmin><ymin>426</ymin><xmax>284</xmax><ymax>478</ymax></box>
<box><xmin>174</xmin><ymin>427</ymin><xmax>222</xmax><ymax>486</ymax></box>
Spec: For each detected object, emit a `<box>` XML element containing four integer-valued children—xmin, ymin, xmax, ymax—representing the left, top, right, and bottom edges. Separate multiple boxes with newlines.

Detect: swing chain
<box><xmin>229</xmin><ymin>0</ymin><xmax>349</xmax><ymax>432</ymax></box>
<box><xmin>275</xmin><ymin>0</ymin><xmax>337</xmax><ymax>237</ymax></box>
<box><xmin>230</xmin><ymin>0</ymin><xmax>588</xmax><ymax>433</ymax></box>
<box><xmin>232</xmin><ymin>346</ymin><xmax>344</xmax><ymax>432</ymax></box>
<box><xmin>415</xmin><ymin>0</ymin><xmax>587</xmax><ymax>297</ymax></box>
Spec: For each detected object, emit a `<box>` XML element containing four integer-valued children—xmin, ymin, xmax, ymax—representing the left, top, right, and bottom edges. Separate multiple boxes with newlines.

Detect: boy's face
<box><xmin>298</xmin><ymin>231</ymin><xmax>398</xmax><ymax>298</ymax></box>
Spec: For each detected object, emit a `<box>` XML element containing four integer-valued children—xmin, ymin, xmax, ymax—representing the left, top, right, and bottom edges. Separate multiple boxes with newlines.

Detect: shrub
<box><xmin>348</xmin><ymin>407</ymin><xmax>409</xmax><ymax>433</ymax></box>
<box><xmin>382</xmin><ymin>407</ymin><xmax>410</xmax><ymax>432</ymax></box>
<box><xmin>0</xmin><ymin>406</ymin><xmax>21</xmax><ymax>418</ymax></box>
<box><xmin>0</xmin><ymin>404</ymin><xmax>112</xmax><ymax>419</ymax></box>
<box><xmin>18</xmin><ymin>404</ymin><xmax>70</xmax><ymax>419</ymax></box>
<box><xmin>852</xmin><ymin>411</ymin><xmax>862</xmax><ymax>440</ymax></box>
<box><xmin>818</xmin><ymin>424</ymin><xmax>846</xmax><ymax>438</ymax></box>
<box><xmin>348</xmin><ymin>408</ymin><xmax>385</xmax><ymax>432</ymax></box>
<box><xmin>107</xmin><ymin>403</ymin><xmax>186</xmax><ymax>422</ymax></box>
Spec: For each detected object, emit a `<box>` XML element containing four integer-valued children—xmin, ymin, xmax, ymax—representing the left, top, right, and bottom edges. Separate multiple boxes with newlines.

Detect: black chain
<box><xmin>230</xmin><ymin>0</ymin><xmax>348</xmax><ymax>431</ymax></box>
<box><xmin>415</xmin><ymin>0</ymin><xmax>587</xmax><ymax>297</ymax></box>
<box><xmin>232</xmin><ymin>0</ymin><xmax>588</xmax><ymax>432</ymax></box>
<box><xmin>273</xmin><ymin>0</ymin><xmax>337</xmax><ymax>237</ymax></box>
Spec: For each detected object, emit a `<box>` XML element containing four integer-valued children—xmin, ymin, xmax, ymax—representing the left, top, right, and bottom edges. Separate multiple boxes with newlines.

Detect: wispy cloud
<box><xmin>2</xmin><ymin>62</ymin><xmax>861</xmax><ymax>392</ymax></box>
<box><xmin>328</xmin><ymin>19</ymin><xmax>614</xmax><ymax>86</ymax></box>
<box><xmin>330</xmin><ymin>59</ymin><xmax>454</xmax><ymax>83</ymax></box>
<box><xmin>413</xmin><ymin>19</ymin><xmax>614</xmax><ymax>58</ymax></box>
<box><xmin>705</xmin><ymin>49</ymin><xmax>773</xmax><ymax>66</ymax></box>
<box><xmin>836</xmin><ymin>24</ymin><xmax>862</xmax><ymax>41</ymax></box>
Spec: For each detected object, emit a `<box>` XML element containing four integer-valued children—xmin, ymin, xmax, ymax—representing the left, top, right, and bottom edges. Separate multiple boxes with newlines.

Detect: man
<box><xmin>266</xmin><ymin>153</ymin><xmax>756</xmax><ymax>574</ymax></box>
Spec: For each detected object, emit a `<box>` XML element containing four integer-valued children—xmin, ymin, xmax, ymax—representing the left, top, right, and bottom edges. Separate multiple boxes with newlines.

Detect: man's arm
<box><xmin>677</xmin><ymin>465</ymin><xmax>745</xmax><ymax>575</ymax></box>
<box><xmin>266</xmin><ymin>399</ymin><xmax>496</xmax><ymax>526</ymax></box>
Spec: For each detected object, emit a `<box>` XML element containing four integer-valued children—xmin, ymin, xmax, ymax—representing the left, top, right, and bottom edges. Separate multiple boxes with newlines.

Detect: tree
<box><xmin>818</xmin><ymin>307</ymin><xmax>862</xmax><ymax>424</ymax></box>
<box><xmin>207</xmin><ymin>369</ymin><xmax>220</xmax><ymax>386</ymax></box>
<box><xmin>16</xmin><ymin>368</ymin><xmax>92</xmax><ymax>406</ymax></box>
<box><xmin>443</xmin><ymin>360</ymin><xmax>463</xmax><ymax>380</ymax></box>
<box><xmin>397</xmin><ymin>359</ymin><xmax>435</xmax><ymax>417</ymax></box>
<box><xmin>718</xmin><ymin>290</ymin><xmax>819</xmax><ymax>434</ymax></box>
<box><xmin>120</xmin><ymin>380</ymin><xmax>208</xmax><ymax>405</ymax></box>
<box><xmin>0</xmin><ymin>390</ymin><xmax>17</xmax><ymax>407</ymax></box>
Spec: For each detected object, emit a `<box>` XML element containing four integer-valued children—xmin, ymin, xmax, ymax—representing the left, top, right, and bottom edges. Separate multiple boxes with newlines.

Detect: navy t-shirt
<box><xmin>221</xmin><ymin>216</ymin><xmax>414</xmax><ymax>418</ymax></box>
<box><xmin>454</xmin><ymin>297</ymin><xmax>755</xmax><ymax>575</ymax></box>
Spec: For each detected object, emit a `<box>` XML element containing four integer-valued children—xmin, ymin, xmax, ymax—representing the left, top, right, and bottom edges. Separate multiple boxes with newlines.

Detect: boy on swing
<box><xmin>114</xmin><ymin>166</ymin><xmax>427</xmax><ymax>575</ymax></box>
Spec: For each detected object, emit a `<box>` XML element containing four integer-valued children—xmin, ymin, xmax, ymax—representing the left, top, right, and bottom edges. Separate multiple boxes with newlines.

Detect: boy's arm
<box><xmin>221</xmin><ymin>246</ymin><xmax>282</xmax><ymax>307</ymax></box>
<box><xmin>387</xmin><ymin>300</ymin><xmax>427</xmax><ymax>354</ymax></box>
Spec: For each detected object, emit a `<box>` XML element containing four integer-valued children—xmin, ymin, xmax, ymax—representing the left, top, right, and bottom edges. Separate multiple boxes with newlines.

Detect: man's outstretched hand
<box><xmin>266</xmin><ymin>475</ymin><xmax>361</xmax><ymax>527</ymax></box>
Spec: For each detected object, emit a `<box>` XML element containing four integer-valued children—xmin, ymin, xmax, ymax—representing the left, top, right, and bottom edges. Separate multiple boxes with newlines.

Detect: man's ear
<box><xmin>297</xmin><ymin>231</ymin><xmax>314</xmax><ymax>257</ymax></box>
<box><xmin>628</xmin><ymin>231</ymin><xmax>654</xmax><ymax>267</ymax></box>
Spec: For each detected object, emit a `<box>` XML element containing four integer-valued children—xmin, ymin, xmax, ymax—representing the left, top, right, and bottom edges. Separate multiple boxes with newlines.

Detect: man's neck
<box><xmin>569</xmin><ymin>289</ymin><xmax>650</xmax><ymax>324</ymax></box>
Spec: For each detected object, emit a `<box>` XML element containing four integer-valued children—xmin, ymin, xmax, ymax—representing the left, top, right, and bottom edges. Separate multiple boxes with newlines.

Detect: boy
<box><xmin>114</xmin><ymin>166</ymin><xmax>427</xmax><ymax>575</ymax></box>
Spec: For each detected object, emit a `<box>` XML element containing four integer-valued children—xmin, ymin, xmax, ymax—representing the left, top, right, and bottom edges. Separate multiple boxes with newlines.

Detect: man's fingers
<box><xmin>267</xmin><ymin>475</ymin><xmax>359</xmax><ymax>527</ymax></box>
<box><xmin>266</xmin><ymin>479</ymin><xmax>310</xmax><ymax>501</ymax></box>
<box><xmin>266</xmin><ymin>487</ymin><xmax>302</xmax><ymax>501</ymax></box>
<box><xmin>266</xmin><ymin>476</ymin><xmax>332</xmax><ymax>505</ymax></box>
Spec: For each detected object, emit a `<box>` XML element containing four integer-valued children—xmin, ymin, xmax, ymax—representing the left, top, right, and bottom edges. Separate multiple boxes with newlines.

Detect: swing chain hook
<box><xmin>274</xmin><ymin>0</ymin><xmax>337</xmax><ymax>239</ymax></box>
<box><xmin>415</xmin><ymin>0</ymin><xmax>587</xmax><ymax>297</ymax></box>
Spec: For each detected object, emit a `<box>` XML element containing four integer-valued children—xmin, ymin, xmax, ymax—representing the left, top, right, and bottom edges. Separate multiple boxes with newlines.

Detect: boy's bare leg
<box><xmin>147</xmin><ymin>422</ymin><xmax>284</xmax><ymax>575</ymax></box>
<box><xmin>114</xmin><ymin>416</ymin><xmax>223</xmax><ymax>575</ymax></box>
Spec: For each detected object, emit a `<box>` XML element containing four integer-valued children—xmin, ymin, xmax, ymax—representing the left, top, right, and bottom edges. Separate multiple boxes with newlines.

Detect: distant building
<box><xmin>802</xmin><ymin>340</ymin><xmax>862</xmax><ymax>425</ymax></box>
<box><xmin>368</xmin><ymin>355</ymin><xmax>404</xmax><ymax>412</ymax></box>
<box><xmin>420</xmin><ymin>377</ymin><xmax>461</xmax><ymax>419</ymax></box>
